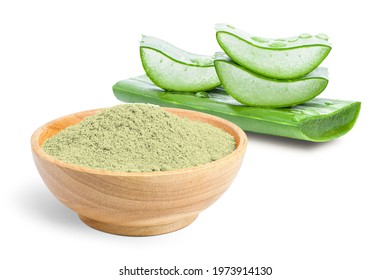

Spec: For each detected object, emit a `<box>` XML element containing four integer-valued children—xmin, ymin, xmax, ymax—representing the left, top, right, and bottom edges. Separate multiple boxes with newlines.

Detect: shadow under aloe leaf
<box><xmin>19</xmin><ymin>183</ymin><xmax>82</xmax><ymax>229</ymax></box>
<box><xmin>246</xmin><ymin>131</ymin><xmax>336</xmax><ymax>149</ymax></box>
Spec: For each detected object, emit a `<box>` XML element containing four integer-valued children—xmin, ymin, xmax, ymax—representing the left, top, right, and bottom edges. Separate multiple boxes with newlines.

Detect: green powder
<box><xmin>42</xmin><ymin>104</ymin><xmax>236</xmax><ymax>172</ymax></box>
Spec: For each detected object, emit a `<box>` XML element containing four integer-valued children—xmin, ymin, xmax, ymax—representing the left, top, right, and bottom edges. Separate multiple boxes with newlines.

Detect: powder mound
<box><xmin>42</xmin><ymin>104</ymin><xmax>236</xmax><ymax>172</ymax></box>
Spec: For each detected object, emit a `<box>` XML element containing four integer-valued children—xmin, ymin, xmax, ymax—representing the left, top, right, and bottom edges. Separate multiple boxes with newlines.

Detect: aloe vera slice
<box><xmin>216</xmin><ymin>24</ymin><xmax>332</xmax><ymax>79</ymax></box>
<box><xmin>140</xmin><ymin>36</ymin><xmax>220</xmax><ymax>92</ymax></box>
<box><xmin>112</xmin><ymin>75</ymin><xmax>361</xmax><ymax>142</ymax></box>
<box><xmin>214</xmin><ymin>59</ymin><xmax>328</xmax><ymax>108</ymax></box>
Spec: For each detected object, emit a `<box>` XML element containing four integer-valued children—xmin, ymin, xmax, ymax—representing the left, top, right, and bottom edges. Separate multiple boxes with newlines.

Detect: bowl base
<box><xmin>78</xmin><ymin>215</ymin><xmax>198</xmax><ymax>236</ymax></box>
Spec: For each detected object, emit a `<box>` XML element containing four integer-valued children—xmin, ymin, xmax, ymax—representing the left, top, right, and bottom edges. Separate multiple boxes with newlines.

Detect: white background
<box><xmin>1</xmin><ymin>0</ymin><xmax>389</xmax><ymax>279</ymax></box>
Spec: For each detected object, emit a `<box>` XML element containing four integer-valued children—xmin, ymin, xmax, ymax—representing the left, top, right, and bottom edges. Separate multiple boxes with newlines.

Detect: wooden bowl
<box><xmin>31</xmin><ymin>107</ymin><xmax>247</xmax><ymax>236</ymax></box>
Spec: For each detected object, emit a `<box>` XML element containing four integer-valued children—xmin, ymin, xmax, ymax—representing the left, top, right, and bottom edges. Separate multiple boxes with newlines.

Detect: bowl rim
<box><xmin>31</xmin><ymin>106</ymin><xmax>248</xmax><ymax>177</ymax></box>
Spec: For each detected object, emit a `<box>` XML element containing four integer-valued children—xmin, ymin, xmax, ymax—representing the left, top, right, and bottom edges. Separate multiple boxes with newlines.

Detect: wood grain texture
<box><xmin>31</xmin><ymin>107</ymin><xmax>247</xmax><ymax>236</ymax></box>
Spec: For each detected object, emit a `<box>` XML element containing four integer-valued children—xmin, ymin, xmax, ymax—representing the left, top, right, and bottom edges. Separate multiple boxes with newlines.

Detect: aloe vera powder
<box><xmin>42</xmin><ymin>104</ymin><xmax>235</xmax><ymax>172</ymax></box>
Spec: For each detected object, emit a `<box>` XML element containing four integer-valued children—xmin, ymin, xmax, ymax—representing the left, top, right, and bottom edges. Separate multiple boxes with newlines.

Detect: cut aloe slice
<box><xmin>214</xmin><ymin>59</ymin><xmax>328</xmax><ymax>108</ymax></box>
<box><xmin>216</xmin><ymin>24</ymin><xmax>332</xmax><ymax>79</ymax></box>
<box><xmin>140</xmin><ymin>36</ymin><xmax>220</xmax><ymax>92</ymax></box>
<box><xmin>112</xmin><ymin>75</ymin><xmax>361</xmax><ymax>142</ymax></box>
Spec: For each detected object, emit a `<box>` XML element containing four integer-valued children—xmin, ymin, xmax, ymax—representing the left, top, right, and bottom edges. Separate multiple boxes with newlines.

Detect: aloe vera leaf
<box><xmin>215</xmin><ymin>24</ymin><xmax>332</xmax><ymax>79</ymax></box>
<box><xmin>214</xmin><ymin>59</ymin><xmax>328</xmax><ymax>108</ymax></box>
<box><xmin>140</xmin><ymin>36</ymin><xmax>220</xmax><ymax>92</ymax></box>
<box><xmin>112</xmin><ymin>75</ymin><xmax>361</xmax><ymax>142</ymax></box>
